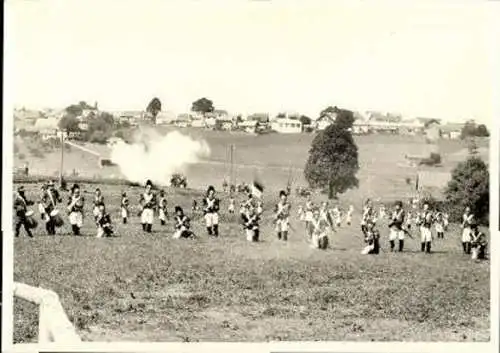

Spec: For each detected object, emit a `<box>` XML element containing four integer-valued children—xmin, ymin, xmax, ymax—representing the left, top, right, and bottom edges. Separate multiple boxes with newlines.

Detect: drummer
<box><xmin>41</xmin><ymin>181</ymin><xmax>62</xmax><ymax>235</ymax></box>
<box><xmin>14</xmin><ymin>186</ymin><xmax>35</xmax><ymax>237</ymax></box>
<box><xmin>67</xmin><ymin>184</ymin><xmax>85</xmax><ymax>236</ymax></box>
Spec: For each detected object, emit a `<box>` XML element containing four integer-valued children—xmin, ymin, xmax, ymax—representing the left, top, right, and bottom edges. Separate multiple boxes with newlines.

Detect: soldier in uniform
<box><xmin>93</xmin><ymin>188</ymin><xmax>105</xmax><ymax>221</ymax></box>
<box><xmin>14</xmin><ymin>186</ymin><xmax>34</xmax><ymax>238</ymax></box>
<box><xmin>434</xmin><ymin>211</ymin><xmax>445</xmax><ymax>239</ymax></box>
<box><xmin>388</xmin><ymin>201</ymin><xmax>405</xmax><ymax>252</ymax></box>
<box><xmin>67</xmin><ymin>184</ymin><xmax>84</xmax><ymax>236</ymax></box>
<box><xmin>40</xmin><ymin>181</ymin><xmax>62</xmax><ymax>235</ymax></box>
<box><xmin>309</xmin><ymin>207</ymin><xmax>330</xmax><ymax>250</ymax></box>
<box><xmin>461</xmin><ymin>207</ymin><xmax>474</xmax><ymax>255</ymax></box>
<box><xmin>361</xmin><ymin>220</ymin><xmax>380</xmax><ymax>255</ymax></box>
<box><xmin>228</xmin><ymin>194</ymin><xmax>236</xmax><ymax>214</ymax></box>
<box><xmin>304</xmin><ymin>195</ymin><xmax>314</xmax><ymax>240</ymax></box>
<box><xmin>203</xmin><ymin>185</ymin><xmax>220</xmax><ymax>237</ymax></box>
<box><xmin>139</xmin><ymin>179</ymin><xmax>157</xmax><ymax>233</ymax></box>
<box><xmin>241</xmin><ymin>202</ymin><xmax>260</xmax><ymax>242</ymax></box>
<box><xmin>96</xmin><ymin>204</ymin><xmax>114</xmax><ymax>238</ymax></box>
<box><xmin>173</xmin><ymin>206</ymin><xmax>194</xmax><ymax>239</ymax></box>
<box><xmin>470</xmin><ymin>223</ymin><xmax>487</xmax><ymax>260</ymax></box>
<box><xmin>158</xmin><ymin>190</ymin><xmax>168</xmax><ymax>226</ymax></box>
<box><xmin>274</xmin><ymin>190</ymin><xmax>291</xmax><ymax>241</ymax></box>
<box><xmin>345</xmin><ymin>205</ymin><xmax>354</xmax><ymax>226</ymax></box>
<box><xmin>420</xmin><ymin>203</ymin><xmax>434</xmax><ymax>253</ymax></box>
<box><xmin>121</xmin><ymin>192</ymin><xmax>129</xmax><ymax>224</ymax></box>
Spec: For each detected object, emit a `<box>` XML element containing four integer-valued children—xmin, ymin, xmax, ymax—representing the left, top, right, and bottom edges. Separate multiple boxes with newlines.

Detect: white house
<box><xmin>271</xmin><ymin>118</ymin><xmax>303</xmax><ymax>133</ymax></box>
<box><xmin>315</xmin><ymin>112</ymin><xmax>337</xmax><ymax>130</ymax></box>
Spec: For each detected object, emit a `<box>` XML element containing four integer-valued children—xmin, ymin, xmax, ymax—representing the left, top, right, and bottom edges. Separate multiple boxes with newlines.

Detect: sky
<box><xmin>5</xmin><ymin>0</ymin><xmax>498</xmax><ymax>123</ymax></box>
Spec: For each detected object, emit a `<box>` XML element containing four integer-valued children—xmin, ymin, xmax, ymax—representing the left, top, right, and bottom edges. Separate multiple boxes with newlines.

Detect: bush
<box><xmin>419</xmin><ymin>152</ymin><xmax>442</xmax><ymax>166</ymax></box>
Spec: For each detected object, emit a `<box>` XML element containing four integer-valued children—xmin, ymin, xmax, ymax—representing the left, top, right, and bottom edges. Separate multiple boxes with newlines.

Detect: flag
<box><xmin>251</xmin><ymin>180</ymin><xmax>264</xmax><ymax>199</ymax></box>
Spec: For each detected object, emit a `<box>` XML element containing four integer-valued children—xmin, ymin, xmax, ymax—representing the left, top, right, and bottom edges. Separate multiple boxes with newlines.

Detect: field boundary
<box><xmin>14</xmin><ymin>282</ymin><xmax>81</xmax><ymax>344</ymax></box>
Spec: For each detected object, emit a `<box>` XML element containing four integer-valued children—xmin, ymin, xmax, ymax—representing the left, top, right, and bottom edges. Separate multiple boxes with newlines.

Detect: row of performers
<box><xmin>359</xmin><ymin>200</ymin><xmax>487</xmax><ymax>260</ymax></box>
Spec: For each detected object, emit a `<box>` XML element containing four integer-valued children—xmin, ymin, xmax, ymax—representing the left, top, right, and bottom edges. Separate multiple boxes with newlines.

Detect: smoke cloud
<box><xmin>109</xmin><ymin>127</ymin><xmax>210</xmax><ymax>186</ymax></box>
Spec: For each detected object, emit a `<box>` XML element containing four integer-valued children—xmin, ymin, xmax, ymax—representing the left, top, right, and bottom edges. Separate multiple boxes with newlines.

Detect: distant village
<box><xmin>13</xmin><ymin>104</ymin><xmax>471</xmax><ymax>142</ymax></box>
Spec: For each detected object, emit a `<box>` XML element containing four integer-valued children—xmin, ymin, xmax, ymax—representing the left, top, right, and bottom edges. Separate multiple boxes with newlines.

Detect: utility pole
<box><xmin>230</xmin><ymin>144</ymin><xmax>235</xmax><ymax>186</ymax></box>
<box><xmin>59</xmin><ymin>132</ymin><xmax>64</xmax><ymax>186</ymax></box>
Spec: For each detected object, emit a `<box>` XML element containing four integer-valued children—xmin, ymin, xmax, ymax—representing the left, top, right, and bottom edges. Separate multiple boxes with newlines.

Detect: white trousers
<box><xmin>361</xmin><ymin>244</ymin><xmax>374</xmax><ymax>255</ymax></box>
<box><xmin>311</xmin><ymin>232</ymin><xmax>328</xmax><ymax>249</ymax></box>
<box><xmin>275</xmin><ymin>218</ymin><xmax>289</xmax><ymax>232</ymax></box>
<box><xmin>69</xmin><ymin>211</ymin><xmax>83</xmax><ymax>227</ymax></box>
<box><xmin>204</xmin><ymin>213</ymin><xmax>219</xmax><ymax>227</ymax></box>
<box><xmin>96</xmin><ymin>227</ymin><xmax>105</xmax><ymax>238</ymax></box>
<box><xmin>389</xmin><ymin>229</ymin><xmax>405</xmax><ymax>241</ymax></box>
<box><xmin>121</xmin><ymin>207</ymin><xmax>128</xmax><ymax>218</ymax></box>
<box><xmin>462</xmin><ymin>228</ymin><xmax>471</xmax><ymax>242</ymax></box>
<box><xmin>246</xmin><ymin>228</ymin><xmax>258</xmax><ymax>242</ymax></box>
<box><xmin>420</xmin><ymin>227</ymin><xmax>432</xmax><ymax>242</ymax></box>
<box><xmin>93</xmin><ymin>206</ymin><xmax>100</xmax><ymax>218</ymax></box>
<box><xmin>305</xmin><ymin>211</ymin><xmax>313</xmax><ymax>222</ymax></box>
<box><xmin>435</xmin><ymin>223</ymin><xmax>444</xmax><ymax>233</ymax></box>
<box><xmin>159</xmin><ymin>209</ymin><xmax>167</xmax><ymax>221</ymax></box>
<box><xmin>141</xmin><ymin>208</ymin><xmax>154</xmax><ymax>224</ymax></box>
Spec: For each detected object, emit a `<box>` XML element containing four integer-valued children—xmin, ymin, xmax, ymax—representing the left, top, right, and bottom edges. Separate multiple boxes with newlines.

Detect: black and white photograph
<box><xmin>3</xmin><ymin>0</ymin><xmax>497</xmax><ymax>351</ymax></box>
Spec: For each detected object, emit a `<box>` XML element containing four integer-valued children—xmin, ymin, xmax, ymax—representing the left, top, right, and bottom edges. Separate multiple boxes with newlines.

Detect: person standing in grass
<box><xmin>241</xmin><ymin>202</ymin><xmax>260</xmax><ymax>242</ymax></box>
<box><xmin>14</xmin><ymin>186</ymin><xmax>35</xmax><ymax>238</ymax></box>
<box><xmin>92</xmin><ymin>188</ymin><xmax>105</xmax><ymax>221</ymax></box>
<box><xmin>420</xmin><ymin>203</ymin><xmax>434</xmax><ymax>253</ymax></box>
<box><xmin>274</xmin><ymin>190</ymin><xmax>291</xmax><ymax>241</ymax></box>
<box><xmin>41</xmin><ymin>181</ymin><xmax>63</xmax><ymax>235</ymax></box>
<box><xmin>203</xmin><ymin>185</ymin><xmax>220</xmax><ymax>237</ymax></box>
<box><xmin>309</xmin><ymin>207</ymin><xmax>330</xmax><ymax>250</ymax></box>
<box><xmin>96</xmin><ymin>204</ymin><xmax>114</xmax><ymax>238</ymax></box>
<box><xmin>139</xmin><ymin>179</ymin><xmax>157</xmax><ymax>233</ymax></box>
<box><xmin>173</xmin><ymin>206</ymin><xmax>194</xmax><ymax>239</ymax></box>
<box><xmin>461</xmin><ymin>207</ymin><xmax>475</xmax><ymax>255</ymax></box>
<box><xmin>158</xmin><ymin>190</ymin><xmax>168</xmax><ymax>226</ymax></box>
<box><xmin>434</xmin><ymin>211</ymin><xmax>445</xmax><ymax>239</ymax></box>
<box><xmin>388</xmin><ymin>201</ymin><xmax>406</xmax><ymax>252</ymax></box>
<box><xmin>120</xmin><ymin>192</ymin><xmax>129</xmax><ymax>224</ymax></box>
<box><xmin>303</xmin><ymin>195</ymin><xmax>314</xmax><ymax>240</ymax></box>
<box><xmin>67</xmin><ymin>184</ymin><xmax>84</xmax><ymax>236</ymax></box>
<box><xmin>228</xmin><ymin>194</ymin><xmax>235</xmax><ymax>214</ymax></box>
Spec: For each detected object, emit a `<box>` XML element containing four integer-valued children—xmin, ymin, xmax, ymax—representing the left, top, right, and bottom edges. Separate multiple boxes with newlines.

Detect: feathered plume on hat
<box><xmin>71</xmin><ymin>184</ymin><xmax>80</xmax><ymax>193</ymax></box>
<box><xmin>174</xmin><ymin>205</ymin><xmax>183</xmax><ymax>213</ymax></box>
<box><xmin>279</xmin><ymin>190</ymin><xmax>287</xmax><ymax>197</ymax></box>
<box><xmin>207</xmin><ymin>185</ymin><xmax>215</xmax><ymax>194</ymax></box>
<box><xmin>145</xmin><ymin>179</ymin><xmax>153</xmax><ymax>187</ymax></box>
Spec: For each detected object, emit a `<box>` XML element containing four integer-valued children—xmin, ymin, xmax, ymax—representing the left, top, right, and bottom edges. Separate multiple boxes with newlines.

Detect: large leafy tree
<box><xmin>58</xmin><ymin>114</ymin><xmax>80</xmax><ymax>133</ymax></box>
<box><xmin>304</xmin><ymin>112</ymin><xmax>359</xmax><ymax>199</ymax></box>
<box><xmin>146</xmin><ymin>97</ymin><xmax>162</xmax><ymax>124</ymax></box>
<box><xmin>444</xmin><ymin>155</ymin><xmax>489</xmax><ymax>225</ymax></box>
<box><xmin>191</xmin><ymin>97</ymin><xmax>214</xmax><ymax>115</ymax></box>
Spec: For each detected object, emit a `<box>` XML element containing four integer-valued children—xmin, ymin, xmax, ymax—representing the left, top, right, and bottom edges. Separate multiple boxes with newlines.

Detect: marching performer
<box><xmin>203</xmin><ymin>186</ymin><xmax>220</xmax><ymax>237</ymax></box>
<box><xmin>121</xmin><ymin>192</ymin><xmax>129</xmax><ymax>224</ymax></box>
<box><xmin>443</xmin><ymin>212</ymin><xmax>449</xmax><ymax>231</ymax></box>
<box><xmin>434</xmin><ymin>211</ymin><xmax>445</xmax><ymax>239</ymax></box>
<box><xmin>173</xmin><ymin>206</ymin><xmax>194</xmax><ymax>239</ymax></box>
<box><xmin>309</xmin><ymin>207</ymin><xmax>330</xmax><ymax>250</ymax></box>
<box><xmin>93</xmin><ymin>188</ymin><xmax>105</xmax><ymax>221</ymax></box>
<box><xmin>461</xmin><ymin>207</ymin><xmax>474</xmax><ymax>254</ymax></box>
<box><xmin>96</xmin><ymin>204</ymin><xmax>114</xmax><ymax>238</ymax></box>
<box><xmin>379</xmin><ymin>204</ymin><xmax>387</xmax><ymax>220</ymax></box>
<box><xmin>158</xmin><ymin>190</ymin><xmax>168</xmax><ymax>226</ymax></box>
<box><xmin>388</xmin><ymin>201</ymin><xmax>405</xmax><ymax>252</ymax></box>
<box><xmin>139</xmin><ymin>179</ymin><xmax>157</xmax><ymax>233</ymax></box>
<box><xmin>361</xmin><ymin>220</ymin><xmax>380</xmax><ymax>255</ymax></box>
<box><xmin>334</xmin><ymin>206</ymin><xmax>342</xmax><ymax>228</ymax></box>
<box><xmin>319</xmin><ymin>202</ymin><xmax>334</xmax><ymax>228</ymax></box>
<box><xmin>420</xmin><ymin>203</ymin><xmax>434</xmax><ymax>253</ymax></box>
<box><xmin>274</xmin><ymin>190</ymin><xmax>291</xmax><ymax>241</ymax></box>
<box><xmin>345</xmin><ymin>205</ymin><xmax>354</xmax><ymax>226</ymax></box>
<box><xmin>38</xmin><ymin>184</ymin><xmax>48</xmax><ymax>222</ymax></box>
<box><xmin>40</xmin><ymin>181</ymin><xmax>63</xmax><ymax>235</ymax></box>
<box><xmin>470</xmin><ymin>223</ymin><xmax>487</xmax><ymax>260</ymax></box>
<box><xmin>14</xmin><ymin>186</ymin><xmax>35</xmax><ymax>238</ymax></box>
<box><xmin>67</xmin><ymin>184</ymin><xmax>84</xmax><ymax>236</ymax></box>
<box><xmin>241</xmin><ymin>202</ymin><xmax>260</xmax><ymax>242</ymax></box>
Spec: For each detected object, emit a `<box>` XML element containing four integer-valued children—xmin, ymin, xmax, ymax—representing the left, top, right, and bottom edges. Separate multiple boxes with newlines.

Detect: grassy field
<box><xmin>13</xmin><ymin>181</ymin><xmax>490</xmax><ymax>342</ymax></box>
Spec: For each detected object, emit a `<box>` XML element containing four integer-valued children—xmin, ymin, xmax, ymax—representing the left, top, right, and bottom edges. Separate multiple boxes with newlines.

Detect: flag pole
<box><xmin>59</xmin><ymin>131</ymin><xmax>64</xmax><ymax>186</ymax></box>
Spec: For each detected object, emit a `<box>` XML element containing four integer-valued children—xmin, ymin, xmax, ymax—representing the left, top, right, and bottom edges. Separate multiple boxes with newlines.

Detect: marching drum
<box><xmin>50</xmin><ymin>210</ymin><xmax>64</xmax><ymax>227</ymax></box>
<box><xmin>25</xmin><ymin>210</ymin><xmax>38</xmax><ymax>229</ymax></box>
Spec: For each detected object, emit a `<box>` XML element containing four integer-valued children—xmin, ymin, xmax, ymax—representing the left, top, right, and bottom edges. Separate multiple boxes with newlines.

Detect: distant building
<box><xmin>315</xmin><ymin>112</ymin><xmax>337</xmax><ymax>131</ymax></box>
<box><xmin>271</xmin><ymin>118</ymin><xmax>303</xmax><ymax>133</ymax></box>
<box><xmin>439</xmin><ymin>123</ymin><xmax>464</xmax><ymax>139</ymax></box>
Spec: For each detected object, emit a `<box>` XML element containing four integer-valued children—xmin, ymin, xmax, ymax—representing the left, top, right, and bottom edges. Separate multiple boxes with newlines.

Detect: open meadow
<box><xmin>13</xmin><ymin>131</ymin><xmax>490</xmax><ymax>342</ymax></box>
